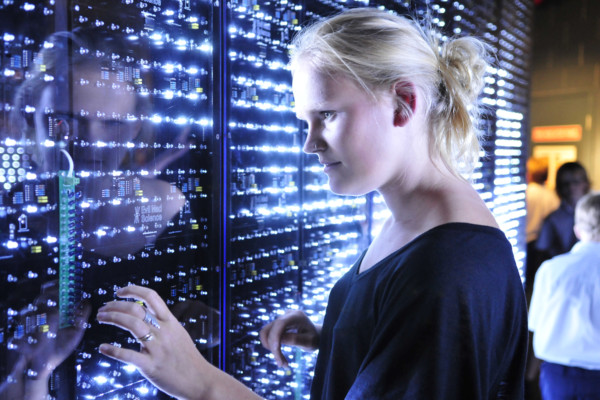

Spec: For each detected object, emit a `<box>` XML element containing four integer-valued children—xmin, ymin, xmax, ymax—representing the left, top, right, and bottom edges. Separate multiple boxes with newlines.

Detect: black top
<box><xmin>310</xmin><ymin>223</ymin><xmax>528</xmax><ymax>400</ymax></box>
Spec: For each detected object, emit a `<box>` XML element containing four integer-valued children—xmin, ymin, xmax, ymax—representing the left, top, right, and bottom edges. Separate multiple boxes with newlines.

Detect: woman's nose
<box><xmin>302</xmin><ymin>125</ymin><xmax>325</xmax><ymax>154</ymax></box>
<box><xmin>303</xmin><ymin>137</ymin><xmax>316</xmax><ymax>154</ymax></box>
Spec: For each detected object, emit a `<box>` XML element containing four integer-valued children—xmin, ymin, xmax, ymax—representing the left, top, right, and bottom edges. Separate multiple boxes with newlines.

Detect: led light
<box><xmin>93</xmin><ymin>375</ymin><xmax>108</xmax><ymax>384</ymax></box>
<box><xmin>496</xmin><ymin>109</ymin><xmax>523</xmax><ymax>120</ymax></box>
<box><xmin>123</xmin><ymin>364</ymin><xmax>137</xmax><ymax>373</ymax></box>
<box><xmin>199</xmin><ymin>43</ymin><xmax>212</xmax><ymax>52</ymax></box>
<box><xmin>136</xmin><ymin>386</ymin><xmax>150</xmax><ymax>395</ymax></box>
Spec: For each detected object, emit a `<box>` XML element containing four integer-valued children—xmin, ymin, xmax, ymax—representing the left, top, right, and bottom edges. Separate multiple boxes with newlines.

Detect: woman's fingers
<box><xmin>99</xmin><ymin>299</ymin><xmax>145</xmax><ymax>317</ymax></box>
<box><xmin>99</xmin><ymin>343</ymin><xmax>148</xmax><ymax>367</ymax></box>
<box><xmin>115</xmin><ymin>285</ymin><xmax>172</xmax><ymax>321</ymax></box>
<box><xmin>269</xmin><ymin>340</ymin><xmax>288</xmax><ymax>368</ymax></box>
<box><xmin>94</xmin><ymin>285</ymin><xmax>227</xmax><ymax>400</ymax></box>
<box><xmin>261</xmin><ymin>322</ymin><xmax>287</xmax><ymax>367</ymax></box>
<box><xmin>280</xmin><ymin>331</ymin><xmax>314</xmax><ymax>350</ymax></box>
<box><xmin>97</xmin><ymin>306</ymin><xmax>155</xmax><ymax>342</ymax></box>
<box><xmin>259</xmin><ymin>310</ymin><xmax>320</xmax><ymax>368</ymax></box>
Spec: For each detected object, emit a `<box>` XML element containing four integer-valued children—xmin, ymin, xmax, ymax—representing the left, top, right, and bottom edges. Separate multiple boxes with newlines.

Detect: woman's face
<box><xmin>34</xmin><ymin>66</ymin><xmax>140</xmax><ymax>172</ymax></box>
<box><xmin>292</xmin><ymin>61</ymin><xmax>409</xmax><ymax>196</ymax></box>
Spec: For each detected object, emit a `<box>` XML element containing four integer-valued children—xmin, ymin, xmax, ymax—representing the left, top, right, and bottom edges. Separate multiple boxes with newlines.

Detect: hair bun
<box><xmin>439</xmin><ymin>37</ymin><xmax>489</xmax><ymax>105</ymax></box>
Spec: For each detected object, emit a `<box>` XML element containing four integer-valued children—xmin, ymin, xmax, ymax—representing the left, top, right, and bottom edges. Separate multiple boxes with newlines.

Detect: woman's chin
<box><xmin>327</xmin><ymin>181</ymin><xmax>370</xmax><ymax>197</ymax></box>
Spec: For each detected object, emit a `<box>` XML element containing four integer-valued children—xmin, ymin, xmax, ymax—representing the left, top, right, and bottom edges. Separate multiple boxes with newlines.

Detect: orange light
<box><xmin>532</xmin><ymin>125</ymin><xmax>582</xmax><ymax>142</ymax></box>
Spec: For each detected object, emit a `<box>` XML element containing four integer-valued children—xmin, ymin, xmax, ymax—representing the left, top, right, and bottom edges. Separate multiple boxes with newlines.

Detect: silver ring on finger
<box><xmin>143</xmin><ymin>309</ymin><xmax>161</xmax><ymax>329</ymax></box>
<box><xmin>136</xmin><ymin>331</ymin><xmax>154</xmax><ymax>343</ymax></box>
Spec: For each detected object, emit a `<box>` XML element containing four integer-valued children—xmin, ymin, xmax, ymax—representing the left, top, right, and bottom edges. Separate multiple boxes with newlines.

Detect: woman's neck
<box><xmin>378</xmin><ymin>169</ymin><xmax>497</xmax><ymax>235</ymax></box>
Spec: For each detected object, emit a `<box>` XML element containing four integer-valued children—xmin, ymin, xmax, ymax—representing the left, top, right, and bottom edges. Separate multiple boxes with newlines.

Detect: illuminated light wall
<box><xmin>1</xmin><ymin>1</ymin><xmax>219</xmax><ymax>399</ymax></box>
<box><xmin>0</xmin><ymin>0</ymin><xmax>531</xmax><ymax>399</ymax></box>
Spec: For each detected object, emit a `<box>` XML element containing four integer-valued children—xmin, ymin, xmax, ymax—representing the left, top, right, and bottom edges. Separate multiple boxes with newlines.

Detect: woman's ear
<box><xmin>393</xmin><ymin>81</ymin><xmax>416</xmax><ymax>127</ymax></box>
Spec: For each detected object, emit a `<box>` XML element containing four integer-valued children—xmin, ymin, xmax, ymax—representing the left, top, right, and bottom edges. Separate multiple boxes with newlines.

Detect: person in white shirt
<box><xmin>529</xmin><ymin>191</ymin><xmax>600</xmax><ymax>400</ymax></box>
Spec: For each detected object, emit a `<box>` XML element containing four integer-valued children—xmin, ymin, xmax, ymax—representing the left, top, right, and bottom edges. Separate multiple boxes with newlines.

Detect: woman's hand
<box><xmin>259</xmin><ymin>310</ymin><xmax>321</xmax><ymax>368</ymax></box>
<box><xmin>97</xmin><ymin>285</ymin><xmax>263</xmax><ymax>400</ymax></box>
<box><xmin>96</xmin><ymin>285</ymin><xmax>210</xmax><ymax>400</ymax></box>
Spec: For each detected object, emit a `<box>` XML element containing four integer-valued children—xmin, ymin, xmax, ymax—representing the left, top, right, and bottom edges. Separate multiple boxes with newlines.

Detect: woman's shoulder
<box><xmin>414</xmin><ymin>222</ymin><xmax>509</xmax><ymax>251</ymax></box>
<box><xmin>390</xmin><ymin>223</ymin><xmax>518</xmax><ymax>286</ymax></box>
<box><xmin>365</xmin><ymin>222</ymin><xmax>512</xmax><ymax>276</ymax></box>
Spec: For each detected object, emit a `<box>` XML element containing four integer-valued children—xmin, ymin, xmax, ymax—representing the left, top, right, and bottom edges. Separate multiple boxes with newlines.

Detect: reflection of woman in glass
<box><xmin>1</xmin><ymin>28</ymin><xmax>190</xmax><ymax>398</ymax></box>
<box><xmin>10</xmin><ymin>28</ymin><xmax>187</xmax><ymax>258</ymax></box>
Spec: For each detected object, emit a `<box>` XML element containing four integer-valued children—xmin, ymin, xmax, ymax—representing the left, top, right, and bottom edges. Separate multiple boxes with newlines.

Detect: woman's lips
<box><xmin>323</xmin><ymin>161</ymin><xmax>341</xmax><ymax>172</ymax></box>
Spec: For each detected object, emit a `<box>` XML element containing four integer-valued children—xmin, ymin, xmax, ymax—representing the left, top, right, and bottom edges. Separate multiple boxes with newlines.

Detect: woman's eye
<box><xmin>321</xmin><ymin>111</ymin><xmax>334</xmax><ymax>119</ymax></box>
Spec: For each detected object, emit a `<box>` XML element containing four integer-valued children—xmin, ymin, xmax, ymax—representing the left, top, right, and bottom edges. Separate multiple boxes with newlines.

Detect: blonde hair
<box><xmin>290</xmin><ymin>7</ymin><xmax>489</xmax><ymax>176</ymax></box>
<box><xmin>575</xmin><ymin>192</ymin><xmax>600</xmax><ymax>242</ymax></box>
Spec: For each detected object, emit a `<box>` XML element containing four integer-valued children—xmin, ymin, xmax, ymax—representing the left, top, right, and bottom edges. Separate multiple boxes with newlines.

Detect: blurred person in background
<box><xmin>529</xmin><ymin>191</ymin><xmax>600</xmax><ymax>400</ymax></box>
<box><xmin>536</xmin><ymin>161</ymin><xmax>590</xmax><ymax>262</ymax></box>
<box><xmin>526</xmin><ymin>161</ymin><xmax>591</xmax><ymax>399</ymax></box>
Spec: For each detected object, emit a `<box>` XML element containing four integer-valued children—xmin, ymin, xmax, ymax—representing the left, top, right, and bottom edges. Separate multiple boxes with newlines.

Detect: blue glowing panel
<box><xmin>1</xmin><ymin>0</ymin><xmax>218</xmax><ymax>398</ymax></box>
<box><xmin>225</xmin><ymin>2</ymin><xmax>305</xmax><ymax>397</ymax></box>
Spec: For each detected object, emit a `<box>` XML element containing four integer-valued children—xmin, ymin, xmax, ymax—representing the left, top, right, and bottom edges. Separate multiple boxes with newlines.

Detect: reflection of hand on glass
<box><xmin>0</xmin><ymin>280</ymin><xmax>90</xmax><ymax>399</ymax></box>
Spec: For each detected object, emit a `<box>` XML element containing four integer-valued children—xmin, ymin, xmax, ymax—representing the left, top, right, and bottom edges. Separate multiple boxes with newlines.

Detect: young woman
<box><xmin>97</xmin><ymin>8</ymin><xmax>528</xmax><ymax>399</ymax></box>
